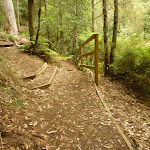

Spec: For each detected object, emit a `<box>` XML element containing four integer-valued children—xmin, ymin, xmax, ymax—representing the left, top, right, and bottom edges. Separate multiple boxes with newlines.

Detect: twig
<box><xmin>31</xmin><ymin>133</ymin><xmax>45</xmax><ymax>140</ymax></box>
<box><xmin>76</xmin><ymin>144</ymin><xmax>82</xmax><ymax>150</ymax></box>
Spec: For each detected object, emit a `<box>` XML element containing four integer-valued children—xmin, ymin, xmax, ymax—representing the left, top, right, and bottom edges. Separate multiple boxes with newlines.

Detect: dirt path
<box><xmin>0</xmin><ymin>46</ymin><xmax>150</xmax><ymax>150</ymax></box>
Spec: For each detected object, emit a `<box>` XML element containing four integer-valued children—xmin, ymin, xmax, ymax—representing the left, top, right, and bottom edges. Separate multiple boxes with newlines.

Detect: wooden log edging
<box><xmin>33</xmin><ymin>66</ymin><xmax>58</xmax><ymax>90</ymax></box>
<box><xmin>36</xmin><ymin>62</ymin><xmax>48</xmax><ymax>76</ymax></box>
<box><xmin>0</xmin><ymin>43</ymin><xmax>14</xmax><ymax>47</ymax></box>
<box><xmin>23</xmin><ymin>62</ymin><xmax>47</xmax><ymax>80</ymax></box>
<box><xmin>90</xmin><ymin>71</ymin><xmax>134</xmax><ymax>150</ymax></box>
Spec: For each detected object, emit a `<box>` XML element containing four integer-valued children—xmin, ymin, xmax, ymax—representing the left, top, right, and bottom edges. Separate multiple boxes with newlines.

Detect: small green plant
<box><xmin>0</xmin><ymin>31</ymin><xmax>17</xmax><ymax>42</ymax></box>
<box><xmin>8</xmin><ymin>35</ymin><xmax>15</xmax><ymax>42</ymax></box>
<box><xmin>11</xmin><ymin>99</ymin><xmax>24</xmax><ymax>109</ymax></box>
<box><xmin>0</xmin><ymin>57</ymin><xmax>3</xmax><ymax>62</ymax></box>
<box><xmin>98</xmin><ymin>62</ymin><xmax>104</xmax><ymax>74</ymax></box>
<box><xmin>19</xmin><ymin>26</ymin><xmax>29</xmax><ymax>38</ymax></box>
<box><xmin>0</xmin><ymin>32</ymin><xmax>9</xmax><ymax>41</ymax></box>
<box><xmin>5</xmin><ymin>87</ymin><xmax>13</xmax><ymax>95</ymax></box>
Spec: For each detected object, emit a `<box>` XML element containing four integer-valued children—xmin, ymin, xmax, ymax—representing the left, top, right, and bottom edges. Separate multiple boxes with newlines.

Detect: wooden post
<box><xmin>95</xmin><ymin>34</ymin><xmax>98</xmax><ymax>86</ymax></box>
<box><xmin>81</xmin><ymin>48</ymin><xmax>83</xmax><ymax>71</ymax></box>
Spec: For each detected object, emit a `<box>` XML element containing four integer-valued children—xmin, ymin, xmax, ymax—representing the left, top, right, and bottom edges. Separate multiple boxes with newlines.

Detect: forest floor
<box><xmin>0</xmin><ymin>42</ymin><xmax>150</xmax><ymax>150</ymax></box>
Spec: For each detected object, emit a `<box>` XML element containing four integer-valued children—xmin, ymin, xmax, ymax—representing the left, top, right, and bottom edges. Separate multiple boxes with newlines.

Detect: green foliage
<box><xmin>0</xmin><ymin>2</ymin><xmax>3</xmax><ymax>28</ymax></box>
<box><xmin>19</xmin><ymin>26</ymin><xmax>29</xmax><ymax>38</ymax></box>
<box><xmin>98</xmin><ymin>62</ymin><xmax>104</xmax><ymax>74</ymax></box>
<box><xmin>0</xmin><ymin>32</ymin><xmax>9</xmax><ymax>41</ymax></box>
<box><xmin>8</xmin><ymin>36</ymin><xmax>15</xmax><ymax>42</ymax></box>
<box><xmin>112</xmin><ymin>37</ymin><xmax>150</xmax><ymax>92</ymax></box>
<box><xmin>39</xmin><ymin>0</ymin><xmax>92</xmax><ymax>55</ymax></box>
<box><xmin>0</xmin><ymin>31</ymin><xmax>16</xmax><ymax>42</ymax></box>
<box><xmin>21</xmin><ymin>43</ymin><xmax>52</xmax><ymax>63</ymax></box>
<box><xmin>13</xmin><ymin>0</ymin><xmax>28</xmax><ymax>25</ymax></box>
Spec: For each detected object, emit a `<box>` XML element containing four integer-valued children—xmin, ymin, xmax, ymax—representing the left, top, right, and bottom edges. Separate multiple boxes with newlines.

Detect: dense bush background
<box><xmin>112</xmin><ymin>37</ymin><xmax>150</xmax><ymax>92</ymax></box>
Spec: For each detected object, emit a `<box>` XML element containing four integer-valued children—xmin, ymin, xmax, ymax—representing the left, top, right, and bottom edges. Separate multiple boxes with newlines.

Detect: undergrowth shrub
<box><xmin>112</xmin><ymin>37</ymin><xmax>150</xmax><ymax>92</ymax></box>
<box><xmin>0</xmin><ymin>31</ymin><xmax>16</xmax><ymax>42</ymax></box>
<box><xmin>21</xmin><ymin>43</ymin><xmax>52</xmax><ymax>63</ymax></box>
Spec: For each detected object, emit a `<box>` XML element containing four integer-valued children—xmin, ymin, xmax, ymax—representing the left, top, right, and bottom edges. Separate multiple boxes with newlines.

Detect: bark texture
<box><xmin>110</xmin><ymin>0</ymin><xmax>118</xmax><ymax>64</ymax></box>
<box><xmin>16</xmin><ymin>0</ymin><xmax>20</xmax><ymax>31</ymax></box>
<box><xmin>92</xmin><ymin>0</ymin><xmax>94</xmax><ymax>32</ymax></box>
<box><xmin>72</xmin><ymin>1</ymin><xmax>78</xmax><ymax>52</ymax></box>
<box><xmin>44</xmin><ymin>0</ymin><xmax>51</xmax><ymax>49</ymax></box>
<box><xmin>59</xmin><ymin>0</ymin><xmax>64</xmax><ymax>54</ymax></box>
<box><xmin>103</xmin><ymin>0</ymin><xmax>109</xmax><ymax>76</ymax></box>
<box><xmin>28</xmin><ymin>0</ymin><xmax>35</xmax><ymax>41</ymax></box>
<box><xmin>33</xmin><ymin>0</ymin><xmax>42</xmax><ymax>53</ymax></box>
<box><xmin>1</xmin><ymin>0</ymin><xmax>18</xmax><ymax>36</ymax></box>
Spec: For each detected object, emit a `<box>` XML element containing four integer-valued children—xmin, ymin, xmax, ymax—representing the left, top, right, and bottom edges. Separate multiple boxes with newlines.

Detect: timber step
<box><xmin>0</xmin><ymin>43</ymin><xmax>14</xmax><ymax>47</ymax></box>
<box><xmin>33</xmin><ymin>67</ymin><xmax>58</xmax><ymax>90</ymax></box>
<box><xmin>23</xmin><ymin>62</ymin><xmax>47</xmax><ymax>80</ymax></box>
<box><xmin>25</xmin><ymin>66</ymin><xmax>57</xmax><ymax>90</ymax></box>
<box><xmin>0</xmin><ymin>39</ymin><xmax>14</xmax><ymax>47</ymax></box>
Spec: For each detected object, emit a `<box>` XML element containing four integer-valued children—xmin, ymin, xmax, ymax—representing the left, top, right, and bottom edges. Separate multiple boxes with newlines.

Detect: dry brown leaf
<box><xmin>56</xmin><ymin>147</ymin><xmax>60</xmax><ymax>150</ymax></box>
<box><xmin>23</xmin><ymin>124</ymin><xmax>28</xmax><ymax>129</ymax></box>
<box><xmin>104</xmin><ymin>144</ymin><xmax>113</xmax><ymax>149</ymax></box>
<box><xmin>47</xmin><ymin>130</ymin><xmax>57</xmax><ymax>134</ymax></box>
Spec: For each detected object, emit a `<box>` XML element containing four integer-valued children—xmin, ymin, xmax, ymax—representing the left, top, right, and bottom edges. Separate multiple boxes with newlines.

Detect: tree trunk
<box><xmin>44</xmin><ymin>0</ymin><xmax>51</xmax><ymax>49</ymax></box>
<box><xmin>16</xmin><ymin>0</ymin><xmax>20</xmax><ymax>31</ymax></box>
<box><xmin>110</xmin><ymin>0</ymin><xmax>118</xmax><ymax>64</ymax></box>
<box><xmin>103</xmin><ymin>0</ymin><xmax>109</xmax><ymax>76</ymax></box>
<box><xmin>28</xmin><ymin>0</ymin><xmax>35</xmax><ymax>41</ymax></box>
<box><xmin>92</xmin><ymin>0</ymin><xmax>94</xmax><ymax>32</ymax></box>
<box><xmin>73</xmin><ymin>1</ymin><xmax>78</xmax><ymax>52</ymax></box>
<box><xmin>59</xmin><ymin>0</ymin><xmax>64</xmax><ymax>54</ymax></box>
<box><xmin>1</xmin><ymin>0</ymin><xmax>18</xmax><ymax>36</ymax></box>
<box><xmin>32</xmin><ymin>0</ymin><xmax>42</xmax><ymax>53</ymax></box>
<box><xmin>72</xmin><ymin>26</ymin><xmax>77</xmax><ymax>52</ymax></box>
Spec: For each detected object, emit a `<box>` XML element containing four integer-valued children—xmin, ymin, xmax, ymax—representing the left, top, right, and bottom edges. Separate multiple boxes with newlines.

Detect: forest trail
<box><xmin>0</xmin><ymin>45</ymin><xmax>150</xmax><ymax>150</ymax></box>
